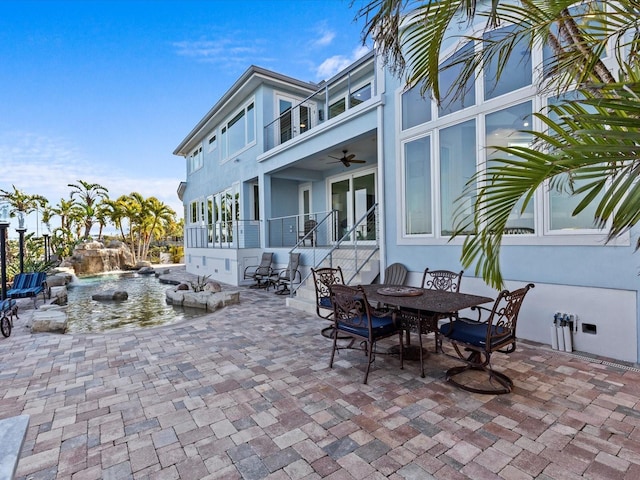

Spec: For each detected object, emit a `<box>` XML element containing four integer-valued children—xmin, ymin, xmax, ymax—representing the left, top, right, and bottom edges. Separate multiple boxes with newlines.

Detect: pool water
<box><xmin>65</xmin><ymin>272</ymin><xmax>204</xmax><ymax>333</ymax></box>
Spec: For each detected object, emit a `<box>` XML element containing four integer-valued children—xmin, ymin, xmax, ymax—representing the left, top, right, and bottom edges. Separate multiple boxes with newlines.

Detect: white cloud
<box><xmin>315</xmin><ymin>45</ymin><xmax>372</xmax><ymax>80</ymax></box>
<box><xmin>312</xmin><ymin>27</ymin><xmax>336</xmax><ymax>48</ymax></box>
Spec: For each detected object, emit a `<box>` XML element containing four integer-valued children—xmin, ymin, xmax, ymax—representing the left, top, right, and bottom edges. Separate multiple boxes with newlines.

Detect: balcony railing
<box><xmin>185</xmin><ymin>220</ymin><xmax>261</xmax><ymax>249</ymax></box>
<box><xmin>263</xmin><ymin>52</ymin><xmax>376</xmax><ymax>152</ymax></box>
<box><xmin>267</xmin><ymin>211</ymin><xmax>335</xmax><ymax>248</ymax></box>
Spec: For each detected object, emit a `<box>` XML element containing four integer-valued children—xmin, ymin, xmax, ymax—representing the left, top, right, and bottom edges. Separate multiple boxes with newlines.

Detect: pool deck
<box><xmin>2</xmin><ymin>266</ymin><xmax>640</xmax><ymax>479</ymax></box>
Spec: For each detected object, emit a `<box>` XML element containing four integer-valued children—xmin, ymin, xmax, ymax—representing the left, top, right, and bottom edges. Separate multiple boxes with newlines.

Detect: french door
<box><xmin>277</xmin><ymin>95</ymin><xmax>314</xmax><ymax>145</ymax></box>
<box><xmin>330</xmin><ymin>170</ymin><xmax>376</xmax><ymax>243</ymax></box>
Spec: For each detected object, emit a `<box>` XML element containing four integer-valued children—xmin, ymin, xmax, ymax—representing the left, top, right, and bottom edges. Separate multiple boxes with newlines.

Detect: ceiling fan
<box><xmin>328</xmin><ymin>150</ymin><xmax>366</xmax><ymax>167</ymax></box>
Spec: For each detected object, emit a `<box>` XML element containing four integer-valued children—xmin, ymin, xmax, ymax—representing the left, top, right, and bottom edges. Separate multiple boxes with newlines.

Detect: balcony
<box><xmin>263</xmin><ymin>51</ymin><xmax>377</xmax><ymax>153</ymax></box>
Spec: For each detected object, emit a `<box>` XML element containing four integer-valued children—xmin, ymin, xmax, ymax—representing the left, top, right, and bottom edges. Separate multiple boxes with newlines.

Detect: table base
<box><xmin>387</xmin><ymin>344</ymin><xmax>429</xmax><ymax>361</ymax></box>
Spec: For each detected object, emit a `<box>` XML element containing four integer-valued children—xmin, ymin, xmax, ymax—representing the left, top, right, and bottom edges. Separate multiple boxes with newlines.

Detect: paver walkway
<box><xmin>1</xmin><ymin>272</ymin><xmax>640</xmax><ymax>479</ymax></box>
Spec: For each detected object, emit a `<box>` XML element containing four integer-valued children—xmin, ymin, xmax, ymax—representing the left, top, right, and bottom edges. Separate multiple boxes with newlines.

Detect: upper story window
<box><xmin>329</xmin><ymin>98</ymin><xmax>346</xmax><ymax>119</ymax></box>
<box><xmin>220</xmin><ymin>100</ymin><xmax>255</xmax><ymax>161</ymax></box>
<box><xmin>484</xmin><ymin>25</ymin><xmax>532</xmax><ymax>100</ymax></box>
<box><xmin>208</xmin><ymin>133</ymin><xmax>217</xmax><ymax>153</ymax></box>
<box><xmin>439</xmin><ymin>42</ymin><xmax>476</xmax><ymax>116</ymax></box>
<box><xmin>350</xmin><ymin>83</ymin><xmax>371</xmax><ymax>107</ymax></box>
<box><xmin>189</xmin><ymin>146</ymin><xmax>203</xmax><ymax>173</ymax></box>
<box><xmin>402</xmin><ymin>84</ymin><xmax>431</xmax><ymax>130</ymax></box>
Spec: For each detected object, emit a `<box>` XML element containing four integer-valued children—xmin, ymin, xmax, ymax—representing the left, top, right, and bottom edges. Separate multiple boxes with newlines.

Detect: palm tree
<box><xmin>357</xmin><ymin>0</ymin><xmax>640</xmax><ymax>287</ymax></box>
<box><xmin>68</xmin><ymin>180</ymin><xmax>109</xmax><ymax>239</ymax></box>
<box><xmin>139</xmin><ymin>197</ymin><xmax>175</xmax><ymax>260</ymax></box>
<box><xmin>0</xmin><ymin>185</ymin><xmax>48</xmax><ymax>227</ymax></box>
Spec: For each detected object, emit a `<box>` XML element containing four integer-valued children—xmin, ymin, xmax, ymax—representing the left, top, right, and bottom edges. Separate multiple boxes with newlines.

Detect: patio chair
<box><xmin>243</xmin><ymin>252</ymin><xmax>274</xmax><ymax>288</ymax></box>
<box><xmin>329</xmin><ymin>284</ymin><xmax>403</xmax><ymax>384</ymax></box>
<box><xmin>383</xmin><ymin>263</ymin><xmax>408</xmax><ymax>286</ymax></box>
<box><xmin>271</xmin><ymin>253</ymin><xmax>301</xmax><ymax>295</ymax></box>
<box><xmin>311</xmin><ymin>266</ymin><xmax>347</xmax><ymax>338</ymax></box>
<box><xmin>439</xmin><ymin>283</ymin><xmax>535</xmax><ymax>394</ymax></box>
<box><xmin>298</xmin><ymin>219</ymin><xmax>317</xmax><ymax>246</ymax></box>
<box><xmin>7</xmin><ymin>272</ymin><xmax>48</xmax><ymax>308</ymax></box>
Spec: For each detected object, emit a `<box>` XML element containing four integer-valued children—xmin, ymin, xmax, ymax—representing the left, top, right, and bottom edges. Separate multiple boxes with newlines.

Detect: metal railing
<box><xmin>289</xmin><ymin>203</ymin><xmax>380</xmax><ymax>296</ymax></box>
<box><xmin>263</xmin><ymin>53</ymin><xmax>376</xmax><ymax>151</ymax></box>
<box><xmin>267</xmin><ymin>210</ymin><xmax>335</xmax><ymax>248</ymax></box>
<box><xmin>185</xmin><ymin>220</ymin><xmax>261</xmax><ymax>249</ymax></box>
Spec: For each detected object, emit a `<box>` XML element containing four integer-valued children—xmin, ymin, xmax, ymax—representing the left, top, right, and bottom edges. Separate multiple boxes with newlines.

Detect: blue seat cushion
<box><xmin>337</xmin><ymin>315</ymin><xmax>397</xmax><ymax>338</ymax></box>
<box><xmin>319</xmin><ymin>297</ymin><xmax>332</xmax><ymax>309</ymax></box>
<box><xmin>440</xmin><ymin>320</ymin><xmax>509</xmax><ymax>347</ymax></box>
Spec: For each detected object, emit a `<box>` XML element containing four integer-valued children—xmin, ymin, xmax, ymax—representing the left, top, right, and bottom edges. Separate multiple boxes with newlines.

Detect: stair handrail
<box><xmin>289</xmin><ymin>203</ymin><xmax>379</xmax><ymax>296</ymax></box>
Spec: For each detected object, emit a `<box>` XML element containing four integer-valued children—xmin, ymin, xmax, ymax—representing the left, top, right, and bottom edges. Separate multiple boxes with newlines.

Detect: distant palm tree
<box><xmin>68</xmin><ymin>180</ymin><xmax>109</xmax><ymax>239</ymax></box>
<box><xmin>140</xmin><ymin>197</ymin><xmax>175</xmax><ymax>260</ymax></box>
<box><xmin>0</xmin><ymin>185</ymin><xmax>47</xmax><ymax>227</ymax></box>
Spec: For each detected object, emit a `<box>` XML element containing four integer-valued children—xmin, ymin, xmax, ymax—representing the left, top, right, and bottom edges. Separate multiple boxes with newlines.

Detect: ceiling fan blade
<box><xmin>346</xmin><ymin>153</ymin><xmax>356</xmax><ymax>161</ymax></box>
<box><xmin>349</xmin><ymin>159</ymin><xmax>366</xmax><ymax>163</ymax></box>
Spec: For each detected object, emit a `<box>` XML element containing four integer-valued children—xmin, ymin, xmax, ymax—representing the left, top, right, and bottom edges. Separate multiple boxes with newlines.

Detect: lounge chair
<box><xmin>7</xmin><ymin>272</ymin><xmax>48</xmax><ymax>308</ymax></box>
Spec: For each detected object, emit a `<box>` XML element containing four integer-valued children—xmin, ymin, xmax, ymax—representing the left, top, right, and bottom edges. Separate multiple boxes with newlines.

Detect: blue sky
<box><xmin>0</xmin><ymin>0</ymin><xmax>371</xmax><ymax>235</ymax></box>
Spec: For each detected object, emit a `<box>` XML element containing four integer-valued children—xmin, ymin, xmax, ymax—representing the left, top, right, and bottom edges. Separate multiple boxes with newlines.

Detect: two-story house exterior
<box><xmin>175</xmin><ymin>24</ymin><xmax>640</xmax><ymax>364</ymax></box>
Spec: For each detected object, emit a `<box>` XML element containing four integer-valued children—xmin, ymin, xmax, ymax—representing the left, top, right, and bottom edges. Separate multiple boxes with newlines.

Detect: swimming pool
<box><xmin>65</xmin><ymin>272</ymin><xmax>204</xmax><ymax>333</ymax></box>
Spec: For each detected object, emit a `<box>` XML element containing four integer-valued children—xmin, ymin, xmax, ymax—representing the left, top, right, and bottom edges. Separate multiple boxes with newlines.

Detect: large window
<box><xmin>484</xmin><ymin>25</ymin><xmax>532</xmax><ymax>100</ymax></box>
<box><xmin>439</xmin><ymin>42</ymin><xmax>476</xmax><ymax>116</ymax></box>
<box><xmin>440</xmin><ymin>120</ymin><xmax>476</xmax><ymax>235</ymax></box>
<box><xmin>404</xmin><ymin>136</ymin><xmax>432</xmax><ymax>235</ymax></box>
<box><xmin>547</xmin><ymin>92</ymin><xmax>603</xmax><ymax>232</ymax></box>
<box><xmin>220</xmin><ymin>101</ymin><xmax>255</xmax><ymax>160</ymax></box>
<box><xmin>485</xmin><ymin>102</ymin><xmax>534</xmax><ymax>232</ymax></box>
<box><xmin>402</xmin><ymin>84</ymin><xmax>431</xmax><ymax>130</ymax></box>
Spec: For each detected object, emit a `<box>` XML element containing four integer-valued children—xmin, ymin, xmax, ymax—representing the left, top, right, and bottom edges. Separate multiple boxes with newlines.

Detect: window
<box><xmin>485</xmin><ymin>102</ymin><xmax>534</xmax><ymax>232</ymax></box>
<box><xmin>484</xmin><ymin>25</ymin><xmax>532</xmax><ymax>100</ymax></box>
<box><xmin>350</xmin><ymin>83</ymin><xmax>371</xmax><ymax>107</ymax></box>
<box><xmin>208</xmin><ymin>133</ymin><xmax>217</xmax><ymax>152</ymax></box>
<box><xmin>440</xmin><ymin>120</ymin><xmax>477</xmax><ymax>235</ymax></box>
<box><xmin>547</xmin><ymin>92</ymin><xmax>604</xmax><ymax>232</ymax></box>
<box><xmin>439</xmin><ymin>42</ymin><xmax>476</xmax><ymax>116</ymax></box>
<box><xmin>404</xmin><ymin>136</ymin><xmax>432</xmax><ymax>235</ymax></box>
<box><xmin>220</xmin><ymin>101</ymin><xmax>255</xmax><ymax>160</ymax></box>
<box><xmin>189</xmin><ymin>146</ymin><xmax>203</xmax><ymax>173</ymax></box>
<box><xmin>329</xmin><ymin>98</ymin><xmax>346</xmax><ymax>119</ymax></box>
<box><xmin>402</xmin><ymin>84</ymin><xmax>431</xmax><ymax>130</ymax></box>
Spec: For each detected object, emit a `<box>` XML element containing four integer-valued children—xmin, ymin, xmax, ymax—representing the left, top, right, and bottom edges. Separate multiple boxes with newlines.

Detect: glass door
<box><xmin>277</xmin><ymin>95</ymin><xmax>315</xmax><ymax>146</ymax></box>
<box><xmin>330</xmin><ymin>171</ymin><xmax>376</xmax><ymax>243</ymax></box>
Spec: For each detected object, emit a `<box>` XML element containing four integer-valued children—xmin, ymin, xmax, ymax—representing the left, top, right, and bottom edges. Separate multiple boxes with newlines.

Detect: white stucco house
<box><xmin>174</xmin><ymin>14</ymin><xmax>639</xmax><ymax>364</ymax></box>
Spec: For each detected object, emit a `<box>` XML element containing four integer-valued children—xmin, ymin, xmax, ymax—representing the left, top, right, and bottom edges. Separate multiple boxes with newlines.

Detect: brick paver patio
<box><xmin>2</xmin><ymin>277</ymin><xmax>640</xmax><ymax>479</ymax></box>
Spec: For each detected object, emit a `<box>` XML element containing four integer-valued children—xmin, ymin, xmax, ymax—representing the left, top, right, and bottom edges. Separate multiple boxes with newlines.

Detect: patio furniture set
<box><xmin>312</xmin><ymin>264</ymin><xmax>535</xmax><ymax>394</ymax></box>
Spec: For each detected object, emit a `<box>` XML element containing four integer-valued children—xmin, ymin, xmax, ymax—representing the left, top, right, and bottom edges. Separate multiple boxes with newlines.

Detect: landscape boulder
<box><xmin>92</xmin><ymin>290</ymin><xmax>128</xmax><ymax>301</ymax></box>
<box><xmin>31</xmin><ymin>305</ymin><xmax>67</xmax><ymax>334</ymax></box>
<box><xmin>63</xmin><ymin>240</ymin><xmax>135</xmax><ymax>275</ymax></box>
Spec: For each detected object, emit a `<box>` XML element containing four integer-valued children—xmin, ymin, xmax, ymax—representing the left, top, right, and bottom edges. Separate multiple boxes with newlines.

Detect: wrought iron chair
<box><xmin>329</xmin><ymin>284</ymin><xmax>403</xmax><ymax>384</ymax></box>
<box><xmin>383</xmin><ymin>263</ymin><xmax>408</xmax><ymax>286</ymax></box>
<box><xmin>439</xmin><ymin>283</ymin><xmax>535</xmax><ymax>394</ymax></box>
<box><xmin>312</xmin><ymin>266</ymin><xmax>354</xmax><ymax>339</ymax></box>
<box><xmin>396</xmin><ymin>268</ymin><xmax>464</xmax><ymax>377</ymax></box>
<box><xmin>272</xmin><ymin>253</ymin><xmax>301</xmax><ymax>295</ymax></box>
<box><xmin>299</xmin><ymin>219</ymin><xmax>317</xmax><ymax>246</ymax></box>
<box><xmin>243</xmin><ymin>252</ymin><xmax>274</xmax><ymax>288</ymax></box>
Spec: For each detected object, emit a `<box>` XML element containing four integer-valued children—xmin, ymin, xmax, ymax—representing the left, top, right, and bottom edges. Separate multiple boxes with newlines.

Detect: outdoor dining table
<box><xmin>359</xmin><ymin>284</ymin><xmax>493</xmax><ymax>377</ymax></box>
